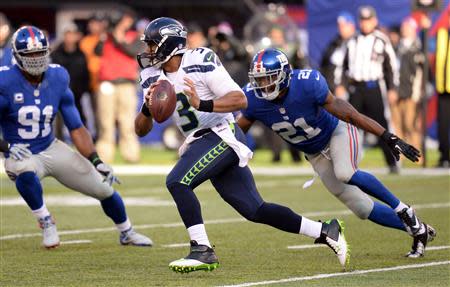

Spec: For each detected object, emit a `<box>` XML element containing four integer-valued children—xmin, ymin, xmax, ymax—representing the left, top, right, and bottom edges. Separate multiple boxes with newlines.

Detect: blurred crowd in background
<box><xmin>0</xmin><ymin>0</ymin><xmax>449</xmax><ymax>169</ymax></box>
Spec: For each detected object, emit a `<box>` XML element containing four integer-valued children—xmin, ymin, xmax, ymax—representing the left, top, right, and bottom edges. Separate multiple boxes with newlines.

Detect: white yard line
<box><xmin>0</xmin><ymin>202</ymin><xmax>448</xmax><ymax>241</ymax></box>
<box><xmin>0</xmin><ymin>195</ymin><xmax>174</xmax><ymax>207</ymax></box>
<box><xmin>287</xmin><ymin>244</ymin><xmax>450</xmax><ymax>252</ymax></box>
<box><xmin>217</xmin><ymin>261</ymin><xmax>450</xmax><ymax>287</ymax></box>
<box><xmin>427</xmin><ymin>245</ymin><xmax>450</xmax><ymax>251</ymax></box>
<box><xmin>60</xmin><ymin>240</ymin><xmax>92</xmax><ymax>245</ymax></box>
<box><xmin>287</xmin><ymin>244</ymin><xmax>325</xmax><ymax>250</ymax></box>
<box><xmin>1</xmin><ymin>162</ymin><xmax>449</xmax><ymax>176</ymax></box>
<box><xmin>161</xmin><ymin>243</ymin><xmax>190</xmax><ymax>248</ymax></box>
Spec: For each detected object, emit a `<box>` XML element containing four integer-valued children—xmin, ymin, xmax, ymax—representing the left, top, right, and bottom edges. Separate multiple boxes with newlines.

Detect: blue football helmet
<box><xmin>137</xmin><ymin>17</ymin><xmax>187</xmax><ymax>69</ymax></box>
<box><xmin>12</xmin><ymin>26</ymin><xmax>50</xmax><ymax>76</ymax></box>
<box><xmin>248</xmin><ymin>48</ymin><xmax>292</xmax><ymax>101</ymax></box>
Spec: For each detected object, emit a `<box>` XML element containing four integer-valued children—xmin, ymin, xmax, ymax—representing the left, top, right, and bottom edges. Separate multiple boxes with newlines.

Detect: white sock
<box><xmin>116</xmin><ymin>218</ymin><xmax>132</xmax><ymax>232</ymax></box>
<box><xmin>394</xmin><ymin>201</ymin><xmax>409</xmax><ymax>213</ymax></box>
<box><xmin>299</xmin><ymin>217</ymin><xmax>322</xmax><ymax>239</ymax></box>
<box><xmin>187</xmin><ymin>224</ymin><xmax>211</xmax><ymax>248</ymax></box>
<box><xmin>32</xmin><ymin>205</ymin><xmax>50</xmax><ymax>220</ymax></box>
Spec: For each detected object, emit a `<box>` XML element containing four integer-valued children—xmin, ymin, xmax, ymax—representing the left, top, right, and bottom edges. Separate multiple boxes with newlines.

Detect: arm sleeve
<box><xmin>382</xmin><ymin>40</ymin><xmax>399</xmax><ymax>91</ymax></box>
<box><xmin>59</xmin><ymin>70</ymin><xmax>83</xmax><ymax>131</ymax></box>
<box><xmin>203</xmin><ymin>52</ymin><xmax>242</xmax><ymax>98</ymax></box>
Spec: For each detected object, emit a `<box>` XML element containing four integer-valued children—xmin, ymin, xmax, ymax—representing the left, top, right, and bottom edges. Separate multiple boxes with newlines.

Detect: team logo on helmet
<box><xmin>159</xmin><ymin>24</ymin><xmax>187</xmax><ymax>38</ymax></box>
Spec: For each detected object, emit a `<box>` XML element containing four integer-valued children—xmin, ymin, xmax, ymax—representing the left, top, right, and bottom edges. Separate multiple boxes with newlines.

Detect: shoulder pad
<box><xmin>140</xmin><ymin>67</ymin><xmax>161</xmax><ymax>89</ymax></box>
<box><xmin>187</xmin><ymin>47</ymin><xmax>221</xmax><ymax>66</ymax></box>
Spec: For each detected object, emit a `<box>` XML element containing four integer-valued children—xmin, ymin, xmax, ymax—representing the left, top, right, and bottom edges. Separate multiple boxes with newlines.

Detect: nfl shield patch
<box><xmin>14</xmin><ymin>93</ymin><xmax>24</xmax><ymax>104</ymax></box>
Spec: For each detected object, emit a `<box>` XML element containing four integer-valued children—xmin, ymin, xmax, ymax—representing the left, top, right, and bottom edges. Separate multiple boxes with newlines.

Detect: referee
<box><xmin>336</xmin><ymin>5</ymin><xmax>400</xmax><ymax>173</ymax></box>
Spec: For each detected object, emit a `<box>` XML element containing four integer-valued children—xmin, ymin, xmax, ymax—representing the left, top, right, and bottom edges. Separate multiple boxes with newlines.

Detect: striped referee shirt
<box><xmin>340</xmin><ymin>29</ymin><xmax>399</xmax><ymax>90</ymax></box>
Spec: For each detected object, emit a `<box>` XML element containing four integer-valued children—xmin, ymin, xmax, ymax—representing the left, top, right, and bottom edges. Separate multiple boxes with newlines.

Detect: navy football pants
<box><xmin>166</xmin><ymin>125</ymin><xmax>302</xmax><ymax>234</ymax></box>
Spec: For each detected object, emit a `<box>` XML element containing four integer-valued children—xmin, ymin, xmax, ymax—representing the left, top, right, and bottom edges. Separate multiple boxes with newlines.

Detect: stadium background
<box><xmin>1</xmin><ymin>0</ymin><xmax>448</xmax><ymax>160</ymax></box>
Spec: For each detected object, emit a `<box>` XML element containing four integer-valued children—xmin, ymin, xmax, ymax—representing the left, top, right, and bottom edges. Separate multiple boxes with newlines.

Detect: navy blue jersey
<box><xmin>0</xmin><ymin>64</ymin><xmax>83</xmax><ymax>155</ymax></box>
<box><xmin>242</xmin><ymin>69</ymin><xmax>338</xmax><ymax>154</ymax></box>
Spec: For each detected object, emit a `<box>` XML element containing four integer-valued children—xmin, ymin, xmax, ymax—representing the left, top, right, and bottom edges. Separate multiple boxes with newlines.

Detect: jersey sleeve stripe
<box><xmin>346</xmin><ymin>123</ymin><xmax>356</xmax><ymax>171</ymax></box>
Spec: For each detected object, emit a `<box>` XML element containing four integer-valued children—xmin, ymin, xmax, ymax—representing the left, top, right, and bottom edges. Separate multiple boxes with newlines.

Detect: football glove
<box><xmin>9</xmin><ymin>143</ymin><xmax>32</xmax><ymax>161</ymax></box>
<box><xmin>381</xmin><ymin>131</ymin><xmax>421</xmax><ymax>162</ymax></box>
<box><xmin>95</xmin><ymin>162</ymin><xmax>121</xmax><ymax>186</ymax></box>
<box><xmin>88</xmin><ymin>152</ymin><xmax>121</xmax><ymax>186</ymax></box>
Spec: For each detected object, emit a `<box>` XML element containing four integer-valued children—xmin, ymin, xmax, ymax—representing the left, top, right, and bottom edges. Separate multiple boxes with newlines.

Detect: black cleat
<box><xmin>169</xmin><ymin>240</ymin><xmax>219</xmax><ymax>273</ymax></box>
<box><xmin>406</xmin><ymin>223</ymin><xmax>437</xmax><ymax>258</ymax></box>
<box><xmin>314</xmin><ymin>219</ymin><xmax>350</xmax><ymax>268</ymax></box>
<box><xmin>397</xmin><ymin>206</ymin><xmax>423</xmax><ymax>236</ymax></box>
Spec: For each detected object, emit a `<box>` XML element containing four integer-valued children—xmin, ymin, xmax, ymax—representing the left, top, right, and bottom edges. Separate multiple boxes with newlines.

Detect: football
<box><xmin>149</xmin><ymin>79</ymin><xmax>177</xmax><ymax>123</ymax></box>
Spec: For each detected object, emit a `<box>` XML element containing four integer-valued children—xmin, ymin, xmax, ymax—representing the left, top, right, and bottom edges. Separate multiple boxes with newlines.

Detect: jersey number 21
<box><xmin>272</xmin><ymin>117</ymin><xmax>321</xmax><ymax>144</ymax></box>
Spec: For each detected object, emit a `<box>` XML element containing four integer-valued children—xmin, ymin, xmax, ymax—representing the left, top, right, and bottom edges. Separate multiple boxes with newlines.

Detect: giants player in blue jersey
<box><xmin>0</xmin><ymin>26</ymin><xmax>152</xmax><ymax>248</ymax></box>
<box><xmin>135</xmin><ymin>17</ymin><xmax>349</xmax><ymax>273</ymax></box>
<box><xmin>238</xmin><ymin>48</ymin><xmax>436</xmax><ymax>258</ymax></box>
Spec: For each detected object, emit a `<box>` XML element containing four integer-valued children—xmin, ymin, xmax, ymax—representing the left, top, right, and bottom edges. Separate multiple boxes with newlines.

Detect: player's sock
<box><xmin>167</xmin><ymin>182</ymin><xmax>203</xmax><ymax>228</ymax></box>
<box><xmin>348</xmin><ymin>170</ymin><xmax>400</xmax><ymax>208</ymax></box>
<box><xmin>187</xmin><ymin>224</ymin><xmax>211</xmax><ymax>248</ymax></box>
<box><xmin>254</xmin><ymin>202</ymin><xmax>302</xmax><ymax>234</ymax></box>
<box><xmin>32</xmin><ymin>204</ymin><xmax>51</xmax><ymax>220</ymax></box>
<box><xmin>393</xmin><ymin>201</ymin><xmax>409</xmax><ymax>213</ymax></box>
<box><xmin>100</xmin><ymin>191</ymin><xmax>127</xmax><ymax>224</ymax></box>
<box><xmin>15</xmin><ymin>172</ymin><xmax>44</xmax><ymax>210</ymax></box>
<box><xmin>116</xmin><ymin>218</ymin><xmax>132</xmax><ymax>232</ymax></box>
<box><xmin>368</xmin><ymin>201</ymin><xmax>406</xmax><ymax>231</ymax></box>
<box><xmin>299</xmin><ymin>217</ymin><xmax>322</xmax><ymax>239</ymax></box>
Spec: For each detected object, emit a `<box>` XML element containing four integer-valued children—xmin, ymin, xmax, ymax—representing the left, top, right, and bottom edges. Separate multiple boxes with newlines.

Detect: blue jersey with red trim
<box><xmin>0</xmin><ymin>64</ymin><xmax>83</xmax><ymax>155</ymax></box>
<box><xmin>242</xmin><ymin>69</ymin><xmax>338</xmax><ymax>154</ymax></box>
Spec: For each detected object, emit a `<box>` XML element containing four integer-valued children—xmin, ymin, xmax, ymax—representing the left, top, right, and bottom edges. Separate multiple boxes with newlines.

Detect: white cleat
<box><xmin>120</xmin><ymin>228</ymin><xmax>153</xmax><ymax>247</ymax></box>
<box><xmin>314</xmin><ymin>219</ymin><xmax>350</xmax><ymax>268</ymax></box>
<box><xmin>39</xmin><ymin>215</ymin><xmax>60</xmax><ymax>249</ymax></box>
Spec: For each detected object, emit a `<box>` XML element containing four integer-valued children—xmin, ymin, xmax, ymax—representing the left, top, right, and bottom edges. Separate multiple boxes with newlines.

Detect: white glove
<box><xmin>95</xmin><ymin>162</ymin><xmax>121</xmax><ymax>186</ymax></box>
<box><xmin>9</xmin><ymin>143</ymin><xmax>32</xmax><ymax>161</ymax></box>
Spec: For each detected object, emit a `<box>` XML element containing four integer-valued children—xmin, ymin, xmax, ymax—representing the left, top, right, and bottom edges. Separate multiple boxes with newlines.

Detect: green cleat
<box><xmin>169</xmin><ymin>240</ymin><xmax>219</xmax><ymax>273</ymax></box>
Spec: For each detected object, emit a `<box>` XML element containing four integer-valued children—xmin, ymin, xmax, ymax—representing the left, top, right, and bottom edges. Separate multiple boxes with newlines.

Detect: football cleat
<box><xmin>397</xmin><ymin>206</ymin><xmax>423</xmax><ymax>236</ymax></box>
<box><xmin>314</xmin><ymin>219</ymin><xmax>350</xmax><ymax>268</ymax></box>
<box><xmin>119</xmin><ymin>228</ymin><xmax>153</xmax><ymax>247</ymax></box>
<box><xmin>38</xmin><ymin>215</ymin><xmax>60</xmax><ymax>249</ymax></box>
<box><xmin>169</xmin><ymin>240</ymin><xmax>219</xmax><ymax>273</ymax></box>
<box><xmin>406</xmin><ymin>223</ymin><xmax>436</xmax><ymax>258</ymax></box>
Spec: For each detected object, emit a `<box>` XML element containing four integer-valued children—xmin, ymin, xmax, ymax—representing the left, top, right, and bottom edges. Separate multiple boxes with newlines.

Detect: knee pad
<box><xmin>337</xmin><ymin>186</ymin><xmax>374</xmax><ymax>219</ymax></box>
<box><xmin>334</xmin><ymin>167</ymin><xmax>356</xmax><ymax>183</ymax></box>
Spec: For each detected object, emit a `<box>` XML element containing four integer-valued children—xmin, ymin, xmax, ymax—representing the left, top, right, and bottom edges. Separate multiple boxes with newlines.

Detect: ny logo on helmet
<box><xmin>276</xmin><ymin>53</ymin><xmax>288</xmax><ymax>65</ymax></box>
<box><xmin>26</xmin><ymin>37</ymin><xmax>43</xmax><ymax>50</ymax></box>
<box><xmin>159</xmin><ymin>24</ymin><xmax>187</xmax><ymax>38</ymax></box>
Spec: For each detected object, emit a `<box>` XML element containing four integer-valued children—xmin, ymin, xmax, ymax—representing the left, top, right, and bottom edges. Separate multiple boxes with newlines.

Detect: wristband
<box><xmin>381</xmin><ymin>130</ymin><xmax>392</xmax><ymax>142</ymax></box>
<box><xmin>88</xmin><ymin>152</ymin><xmax>103</xmax><ymax>167</ymax></box>
<box><xmin>140</xmin><ymin>103</ymin><xmax>152</xmax><ymax>117</ymax></box>
<box><xmin>198</xmin><ymin>100</ymin><xmax>214</xmax><ymax>112</ymax></box>
<box><xmin>0</xmin><ymin>140</ymin><xmax>9</xmax><ymax>153</ymax></box>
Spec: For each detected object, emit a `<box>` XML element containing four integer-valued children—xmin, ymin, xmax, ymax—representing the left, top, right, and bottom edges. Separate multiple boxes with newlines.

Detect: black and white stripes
<box><xmin>342</xmin><ymin>30</ymin><xmax>399</xmax><ymax>90</ymax></box>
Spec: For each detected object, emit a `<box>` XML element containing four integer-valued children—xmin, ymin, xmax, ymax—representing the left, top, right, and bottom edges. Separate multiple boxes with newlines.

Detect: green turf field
<box><xmin>1</xmin><ymin>170</ymin><xmax>449</xmax><ymax>286</ymax></box>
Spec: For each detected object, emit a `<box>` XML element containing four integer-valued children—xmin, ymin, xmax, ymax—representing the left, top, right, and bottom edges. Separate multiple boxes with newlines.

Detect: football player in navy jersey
<box><xmin>238</xmin><ymin>48</ymin><xmax>436</xmax><ymax>258</ymax></box>
<box><xmin>0</xmin><ymin>26</ymin><xmax>152</xmax><ymax>248</ymax></box>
